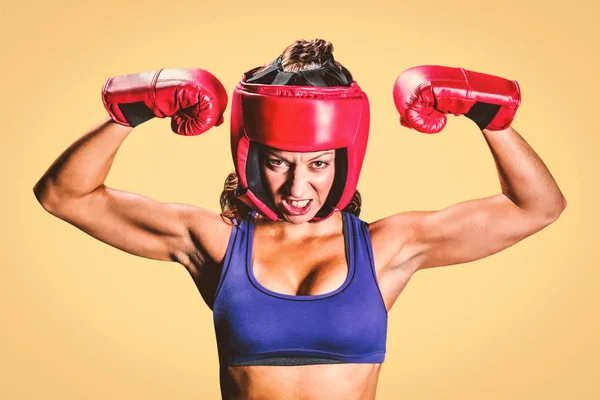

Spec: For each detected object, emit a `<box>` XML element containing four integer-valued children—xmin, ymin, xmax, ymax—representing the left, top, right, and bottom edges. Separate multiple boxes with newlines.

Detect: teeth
<box><xmin>290</xmin><ymin>200</ymin><xmax>309</xmax><ymax>208</ymax></box>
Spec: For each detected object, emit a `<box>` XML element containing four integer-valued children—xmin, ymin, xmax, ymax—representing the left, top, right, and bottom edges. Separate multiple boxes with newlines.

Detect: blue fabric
<box><xmin>212</xmin><ymin>211</ymin><xmax>388</xmax><ymax>366</ymax></box>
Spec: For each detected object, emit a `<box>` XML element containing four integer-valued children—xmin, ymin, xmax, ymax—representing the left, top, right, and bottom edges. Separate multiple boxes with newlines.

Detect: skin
<box><xmin>219</xmin><ymin>147</ymin><xmax>381</xmax><ymax>400</ymax></box>
<box><xmin>34</xmin><ymin>117</ymin><xmax>566</xmax><ymax>399</ymax></box>
<box><xmin>258</xmin><ymin>147</ymin><xmax>337</xmax><ymax>235</ymax></box>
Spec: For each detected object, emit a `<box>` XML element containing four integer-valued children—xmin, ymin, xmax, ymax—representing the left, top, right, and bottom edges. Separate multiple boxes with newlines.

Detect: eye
<box><xmin>312</xmin><ymin>161</ymin><xmax>329</xmax><ymax>169</ymax></box>
<box><xmin>267</xmin><ymin>159</ymin><xmax>287</xmax><ymax>168</ymax></box>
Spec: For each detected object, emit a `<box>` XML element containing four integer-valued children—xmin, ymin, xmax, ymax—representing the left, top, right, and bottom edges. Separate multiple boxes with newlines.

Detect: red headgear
<box><xmin>230</xmin><ymin>55</ymin><xmax>370</xmax><ymax>222</ymax></box>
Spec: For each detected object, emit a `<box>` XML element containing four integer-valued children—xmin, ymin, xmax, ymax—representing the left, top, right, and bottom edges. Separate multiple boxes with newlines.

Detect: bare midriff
<box><xmin>220</xmin><ymin>363</ymin><xmax>382</xmax><ymax>400</ymax></box>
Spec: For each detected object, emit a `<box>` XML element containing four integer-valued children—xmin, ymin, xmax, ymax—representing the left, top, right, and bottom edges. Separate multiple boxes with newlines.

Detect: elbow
<box><xmin>559</xmin><ymin>196</ymin><xmax>567</xmax><ymax>211</ymax></box>
<box><xmin>33</xmin><ymin>186</ymin><xmax>54</xmax><ymax>213</ymax></box>
<box><xmin>554</xmin><ymin>195</ymin><xmax>567</xmax><ymax>217</ymax></box>
<box><xmin>525</xmin><ymin>196</ymin><xmax>567</xmax><ymax>228</ymax></box>
<box><xmin>33</xmin><ymin>182</ymin><xmax>48</xmax><ymax>207</ymax></box>
<box><xmin>33</xmin><ymin>181</ymin><xmax>61</xmax><ymax>213</ymax></box>
<box><xmin>543</xmin><ymin>196</ymin><xmax>567</xmax><ymax>224</ymax></box>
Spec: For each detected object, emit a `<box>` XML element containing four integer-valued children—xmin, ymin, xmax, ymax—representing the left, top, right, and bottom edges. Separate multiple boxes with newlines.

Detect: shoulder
<box><xmin>365</xmin><ymin>212</ymin><xmax>424</xmax><ymax>274</ymax></box>
<box><xmin>178</xmin><ymin>208</ymin><xmax>236</xmax><ymax>271</ymax></box>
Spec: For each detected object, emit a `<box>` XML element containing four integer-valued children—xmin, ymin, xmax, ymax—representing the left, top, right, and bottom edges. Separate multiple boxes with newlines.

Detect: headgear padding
<box><xmin>230</xmin><ymin>56</ymin><xmax>370</xmax><ymax>222</ymax></box>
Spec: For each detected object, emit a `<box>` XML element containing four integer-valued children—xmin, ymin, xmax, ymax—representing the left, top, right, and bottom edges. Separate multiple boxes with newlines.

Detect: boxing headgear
<box><xmin>230</xmin><ymin>54</ymin><xmax>370</xmax><ymax>222</ymax></box>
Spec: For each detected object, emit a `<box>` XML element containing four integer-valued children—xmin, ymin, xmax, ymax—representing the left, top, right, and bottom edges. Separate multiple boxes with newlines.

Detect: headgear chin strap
<box><xmin>230</xmin><ymin>54</ymin><xmax>370</xmax><ymax>222</ymax></box>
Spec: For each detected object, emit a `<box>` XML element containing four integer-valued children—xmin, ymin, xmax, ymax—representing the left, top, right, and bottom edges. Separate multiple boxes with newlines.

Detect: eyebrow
<box><xmin>267</xmin><ymin>151</ymin><xmax>335</xmax><ymax>162</ymax></box>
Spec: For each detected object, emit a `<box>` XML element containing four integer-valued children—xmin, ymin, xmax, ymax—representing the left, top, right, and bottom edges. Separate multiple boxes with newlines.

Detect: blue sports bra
<box><xmin>212</xmin><ymin>211</ymin><xmax>388</xmax><ymax>366</ymax></box>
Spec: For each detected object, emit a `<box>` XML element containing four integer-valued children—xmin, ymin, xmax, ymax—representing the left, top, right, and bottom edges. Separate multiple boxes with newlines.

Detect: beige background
<box><xmin>2</xmin><ymin>0</ymin><xmax>597</xmax><ymax>398</ymax></box>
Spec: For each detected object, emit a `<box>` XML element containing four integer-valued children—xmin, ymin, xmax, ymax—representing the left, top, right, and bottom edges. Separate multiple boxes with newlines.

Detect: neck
<box><xmin>256</xmin><ymin>211</ymin><xmax>342</xmax><ymax>242</ymax></box>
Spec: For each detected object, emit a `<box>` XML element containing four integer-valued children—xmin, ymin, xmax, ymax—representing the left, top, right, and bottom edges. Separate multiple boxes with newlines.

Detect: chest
<box><xmin>211</xmin><ymin>222</ymin><xmax>388</xmax><ymax>365</ymax></box>
<box><xmin>251</xmin><ymin>232</ymin><xmax>349</xmax><ymax>297</ymax></box>
<box><xmin>192</xmin><ymin>216</ymin><xmax>409</xmax><ymax>313</ymax></box>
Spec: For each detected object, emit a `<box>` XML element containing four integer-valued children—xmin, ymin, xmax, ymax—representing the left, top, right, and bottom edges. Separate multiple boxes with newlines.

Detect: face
<box><xmin>260</xmin><ymin>147</ymin><xmax>336</xmax><ymax>223</ymax></box>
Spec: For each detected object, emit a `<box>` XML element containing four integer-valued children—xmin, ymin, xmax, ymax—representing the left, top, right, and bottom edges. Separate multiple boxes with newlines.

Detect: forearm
<box><xmin>34</xmin><ymin>118</ymin><xmax>133</xmax><ymax>204</ymax></box>
<box><xmin>481</xmin><ymin>126</ymin><xmax>566</xmax><ymax>220</ymax></box>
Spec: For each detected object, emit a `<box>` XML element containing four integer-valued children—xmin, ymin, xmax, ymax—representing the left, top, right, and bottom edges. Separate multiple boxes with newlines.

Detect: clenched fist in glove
<box><xmin>393</xmin><ymin>65</ymin><xmax>521</xmax><ymax>133</ymax></box>
<box><xmin>102</xmin><ymin>68</ymin><xmax>228</xmax><ymax>136</ymax></box>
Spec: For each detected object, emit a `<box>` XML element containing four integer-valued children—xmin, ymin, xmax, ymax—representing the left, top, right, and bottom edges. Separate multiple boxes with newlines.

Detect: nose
<box><xmin>285</xmin><ymin>166</ymin><xmax>309</xmax><ymax>199</ymax></box>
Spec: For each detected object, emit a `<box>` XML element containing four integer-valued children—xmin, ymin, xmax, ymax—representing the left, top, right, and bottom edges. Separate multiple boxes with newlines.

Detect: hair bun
<box><xmin>283</xmin><ymin>39</ymin><xmax>335</xmax><ymax>69</ymax></box>
<box><xmin>248</xmin><ymin>38</ymin><xmax>352</xmax><ymax>84</ymax></box>
<box><xmin>308</xmin><ymin>39</ymin><xmax>334</xmax><ymax>63</ymax></box>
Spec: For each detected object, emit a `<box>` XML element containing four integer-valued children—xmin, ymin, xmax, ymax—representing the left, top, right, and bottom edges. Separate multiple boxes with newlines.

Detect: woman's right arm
<box><xmin>33</xmin><ymin>118</ymin><xmax>231</xmax><ymax>267</ymax></box>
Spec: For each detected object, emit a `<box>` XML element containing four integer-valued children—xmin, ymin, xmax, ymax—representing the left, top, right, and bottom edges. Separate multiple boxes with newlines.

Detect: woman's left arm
<box><xmin>373</xmin><ymin>125</ymin><xmax>567</xmax><ymax>272</ymax></box>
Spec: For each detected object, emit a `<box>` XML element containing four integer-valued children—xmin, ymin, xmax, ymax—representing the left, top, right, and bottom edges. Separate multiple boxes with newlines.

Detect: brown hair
<box><xmin>219</xmin><ymin>39</ymin><xmax>361</xmax><ymax>223</ymax></box>
<box><xmin>251</xmin><ymin>38</ymin><xmax>353</xmax><ymax>79</ymax></box>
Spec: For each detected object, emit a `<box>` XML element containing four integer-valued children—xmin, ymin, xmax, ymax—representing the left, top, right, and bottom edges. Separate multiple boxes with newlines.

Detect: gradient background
<box><xmin>3</xmin><ymin>0</ymin><xmax>597</xmax><ymax>398</ymax></box>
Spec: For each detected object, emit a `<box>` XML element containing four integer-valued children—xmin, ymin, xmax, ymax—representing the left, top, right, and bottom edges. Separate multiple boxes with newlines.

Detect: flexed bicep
<box><xmin>403</xmin><ymin>194</ymin><xmax>557</xmax><ymax>271</ymax></box>
<box><xmin>40</xmin><ymin>185</ymin><xmax>226</xmax><ymax>265</ymax></box>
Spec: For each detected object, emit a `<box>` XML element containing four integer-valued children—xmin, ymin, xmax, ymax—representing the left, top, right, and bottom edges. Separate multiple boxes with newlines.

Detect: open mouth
<box><xmin>282</xmin><ymin>199</ymin><xmax>313</xmax><ymax>216</ymax></box>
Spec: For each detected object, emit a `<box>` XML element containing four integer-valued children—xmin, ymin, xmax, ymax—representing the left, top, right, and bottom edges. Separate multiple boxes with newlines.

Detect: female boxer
<box><xmin>33</xmin><ymin>39</ymin><xmax>566</xmax><ymax>400</ymax></box>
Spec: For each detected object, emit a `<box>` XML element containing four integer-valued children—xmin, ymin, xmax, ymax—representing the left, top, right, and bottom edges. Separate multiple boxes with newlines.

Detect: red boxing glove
<box><xmin>393</xmin><ymin>65</ymin><xmax>521</xmax><ymax>133</ymax></box>
<box><xmin>102</xmin><ymin>68</ymin><xmax>228</xmax><ymax>136</ymax></box>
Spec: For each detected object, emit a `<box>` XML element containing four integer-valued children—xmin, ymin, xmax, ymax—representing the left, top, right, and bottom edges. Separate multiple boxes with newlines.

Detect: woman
<box><xmin>33</xmin><ymin>39</ymin><xmax>566</xmax><ymax>400</ymax></box>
